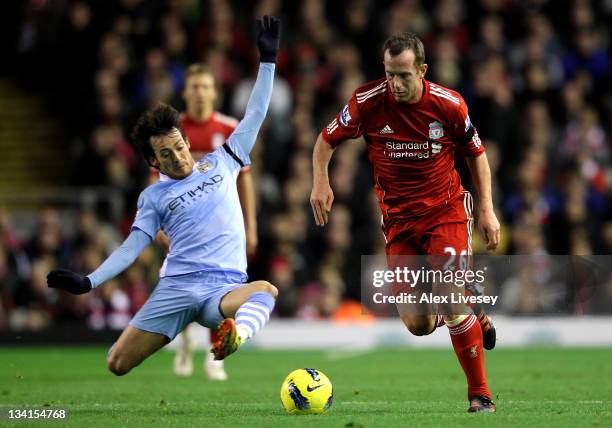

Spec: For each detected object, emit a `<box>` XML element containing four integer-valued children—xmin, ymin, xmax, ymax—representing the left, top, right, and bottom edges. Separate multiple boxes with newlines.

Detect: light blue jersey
<box><xmin>87</xmin><ymin>63</ymin><xmax>275</xmax><ymax>290</ymax></box>
<box><xmin>83</xmin><ymin>62</ymin><xmax>275</xmax><ymax>340</ymax></box>
<box><xmin>133</xmin><ymin>140</ymin><xmax>249</xmax><ymax>278</ymax></box>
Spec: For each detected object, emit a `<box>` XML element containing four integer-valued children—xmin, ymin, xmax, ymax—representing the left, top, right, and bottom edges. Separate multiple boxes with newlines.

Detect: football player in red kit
<box><xmin>169</xmin><ymin>64</ymin><xmax>258</xmax><ymax>380</ymax></box>
<box><xmin>311</xmin><ymin>33</ymin><xmax>500</xmax><ymax>412</ymax></box>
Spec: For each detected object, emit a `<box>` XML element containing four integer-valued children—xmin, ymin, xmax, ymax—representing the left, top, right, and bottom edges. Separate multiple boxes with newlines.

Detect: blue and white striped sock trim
<box><xmin>235</xmin><ymin>292</ymin><xmax>275</xmax><ymax>340</ymax></box>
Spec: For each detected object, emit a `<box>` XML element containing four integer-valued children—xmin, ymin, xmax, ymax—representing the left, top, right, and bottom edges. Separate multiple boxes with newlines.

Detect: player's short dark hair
<box><xmin>383</xmin><ymin>32</ymin><xmax>425</xmax><ymax>66</ymax></box>
<box><xmin>131</xmin><ymin>103</ymin><xmax>186</xmax><ymax>167</ymax></box>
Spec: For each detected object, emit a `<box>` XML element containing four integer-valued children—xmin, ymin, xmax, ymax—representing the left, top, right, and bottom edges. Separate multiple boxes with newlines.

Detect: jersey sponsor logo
<box><xmin>379</xmin><ymin>124</ymin><xmax>394</xmax><ymax>134</ymax></box>
<box><xmin>384</xmin><ymin>140</ymin><xmax>443</xmax><ymax>159</ymax></box>
<box><xmin>339</xmin><ymin>104</ymin><xmax>352</xmax><ymax>127</ymax></box>
<box><xmin>168</xmin><ymin>174</ymin><xmax>224</xmax><ymax>211</ymax></box>
<box><xmin>384</xmin><ymin>141</ymin><xmax>430</xmax><ymax>159</ymax></box>
<box><xmin>428</xmin><ymin>121</ymin><xmax>444</xmax><ymax>140</ymax></box>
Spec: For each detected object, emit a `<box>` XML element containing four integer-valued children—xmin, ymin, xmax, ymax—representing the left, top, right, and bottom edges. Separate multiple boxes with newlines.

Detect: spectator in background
<box><xmin>3</xmin><ymin>0</ymin><xmax>612</xmax><ymax>331</ymax></box>
<box><xmin>26</xmin><ymin>207</ymin><xmax>71</xmax><ymax>266</ymax></box>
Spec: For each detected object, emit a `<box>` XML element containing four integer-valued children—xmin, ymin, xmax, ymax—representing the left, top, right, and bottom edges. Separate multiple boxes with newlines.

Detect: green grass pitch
<box><xmin>1</xmin><ymin>347</ymin><xmax>611</xmax><ymax>427</ymax></box>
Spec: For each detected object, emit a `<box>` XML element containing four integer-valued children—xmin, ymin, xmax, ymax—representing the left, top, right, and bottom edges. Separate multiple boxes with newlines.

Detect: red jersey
<box><xmin>322</xmin><ymin>78</ymin><xmax>484</xmax><ymax>223</ymax></box>
<box><xmin>180</xmin><ymin>111</ymin><xmax>239</xmax><ymax>159</ymax></box>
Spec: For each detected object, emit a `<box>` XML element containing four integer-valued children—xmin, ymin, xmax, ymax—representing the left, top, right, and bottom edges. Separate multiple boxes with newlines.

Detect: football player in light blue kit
<box><xmin>47</xmin><ymin>16</ymin><xmax>281</xmax><ymax>376</ymax></box>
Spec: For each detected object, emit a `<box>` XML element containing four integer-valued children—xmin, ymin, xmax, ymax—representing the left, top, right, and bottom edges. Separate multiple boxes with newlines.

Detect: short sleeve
<box><xmin>131</xmin><ymin>191</ymin><xmax>161</xmax><ymax>239</ymax></box>
<box><xmin>321</xmin><ymin>92</ymin><xmax>363</xmax><ymax>148</ymax></box>
<box><xmin>448</xmin><ymin>95</ymin><xmax>485</xmax><ymax>158</ymax></box>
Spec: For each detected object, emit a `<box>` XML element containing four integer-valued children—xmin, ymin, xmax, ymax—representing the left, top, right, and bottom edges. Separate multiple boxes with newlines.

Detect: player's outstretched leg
<box><xmin>398</xmin><ymin>313</ymin><xmax>441</xmax><ymax>336</ymax></box>
<box><xmin>212</xmin><ymin>318</ymin><xmax>241</xmax><ymax>360</ymax></box>
<box><xmin>211</xmin><ymin>280</ymin><xmax>278</xmax><ymax>360</ymax></box>
<box><xmin>445</xmin><ymin>313</ymin><xmax>496</xmax><ymax>413</ymax></box>
<box><xmin>173</xmin><ymin>325</ymin><xmax>194</xmax><ymax>377</ymax></box>
<box><xmin>205</xmin><ymin>328</ymin><xmax>227</xmax><ymax>380</ymax></box>
<box><xmin>107</xmin><ymin>325</ymin><xmax>169</xmax><ymax>376</ymax></box>
<box><xmin>465</xmin><ymin>282</ymin><xmax>496</xmax><ymax>350</ymax></box>
<box><xmin>396</xmin><ymin>296</ymin><xmax>444</xmax><ymax>336</ymax></box>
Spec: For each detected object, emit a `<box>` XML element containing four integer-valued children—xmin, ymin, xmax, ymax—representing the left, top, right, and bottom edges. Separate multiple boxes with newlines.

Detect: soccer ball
<box><xmin>280</xmin><ymin>368</ymin><xmax>333</xmax><ymax>415</ymax></box>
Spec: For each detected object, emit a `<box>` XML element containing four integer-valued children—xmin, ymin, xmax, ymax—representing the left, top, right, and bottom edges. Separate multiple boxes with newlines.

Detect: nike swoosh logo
<box><xmin>307</xmin><ymin>384</ymin><xmax>323</xmax><ymax>392</ymax></box>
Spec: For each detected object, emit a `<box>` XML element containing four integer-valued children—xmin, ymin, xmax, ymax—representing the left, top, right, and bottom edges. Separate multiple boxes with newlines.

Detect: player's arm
<box><xmin>47</xmin><ymin>229</ymin><xmax>152</xmax><ymax>294</ymax></box>
<box><xmin>226</xmin><ymin>16</ymin><xmax>279</xmax><ymax>157</ymax></box>
<box><xmin>311</xmin><ymin>93</ymin><xmax>362</xmax><ymax>226</ymax></box>
<box><xmin>48</xmin><ymin>189</ymin><xmax>160</xmax><ymax>294</ymax></box>
<box><xmin>450</xmin><ymin>96</ymin><xmax>500</xmax><ymax>251</ymax></box>
<box><xmin>466</xmin><ymin>152</ymin><xmax>500</xmax><ymax>251</ymax></box>
<box><xmin>310</xmin><ymin>133</ymin><xmax>338</xmax><ymax>226</ymax></box>
<box><xmin>237</xmin><ymin>170</ymin><xmax>258</xmax><ymax>258</ymax></box>
<box><xmin>155</xmin><ymin>230</ymin><xmax>170</xmax><ymax>253</ymax></box>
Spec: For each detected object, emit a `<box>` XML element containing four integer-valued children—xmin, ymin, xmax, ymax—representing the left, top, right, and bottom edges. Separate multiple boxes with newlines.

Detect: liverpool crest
<box><xmin>428</xmin><ymin>121</ymin><xmax>444</xmax><ymax>139</ymax></box>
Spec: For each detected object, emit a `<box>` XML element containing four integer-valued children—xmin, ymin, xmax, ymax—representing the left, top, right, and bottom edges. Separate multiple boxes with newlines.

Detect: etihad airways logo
<box><xmin>168</xmin><ymin>175</ymin><xmax>223</xmax><ymax>211</ymax></box>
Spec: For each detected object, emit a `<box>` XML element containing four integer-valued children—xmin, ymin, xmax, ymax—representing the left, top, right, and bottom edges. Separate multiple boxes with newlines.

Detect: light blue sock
<box><xmin>235</xmin><ymin>292</ymin><xmax>275</xmax><ymax>340</ymax></box>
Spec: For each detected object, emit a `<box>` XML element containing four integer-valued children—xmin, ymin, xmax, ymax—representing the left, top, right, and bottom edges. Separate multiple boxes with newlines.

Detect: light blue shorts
<box><xmin>129</xmin><ymin>270</ymin><xmax>246</xmax><ymax>341</ymax></box>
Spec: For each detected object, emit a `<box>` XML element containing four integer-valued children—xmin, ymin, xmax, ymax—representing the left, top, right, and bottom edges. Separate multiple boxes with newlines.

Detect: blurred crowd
<box><xmin>1</xmin><ymin>0</ymin><xmax>612</xmax><ymax>331</ymax></box>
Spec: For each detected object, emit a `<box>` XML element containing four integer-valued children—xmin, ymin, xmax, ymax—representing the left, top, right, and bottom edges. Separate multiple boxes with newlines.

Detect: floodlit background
<box><xmin>0</xmin><ymin>0</ymin><xmax>611</xmax><ymax>346</ymax></box>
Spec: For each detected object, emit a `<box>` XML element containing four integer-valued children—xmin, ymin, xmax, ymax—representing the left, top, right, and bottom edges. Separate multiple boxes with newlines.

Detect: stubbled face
<box><xmin>149</xmin><ymin>128</ymin><xmax>195</xmax><ymax>179</ymax></box>
<box><xmin>383</xmin><ymin>49</ymin><xmax>428</xmax><ymax>104</ymax></box>
<box><xmin>182</xmin><ymin>73</ymin><xmax>216</xmax><ymax>113</ymax></box>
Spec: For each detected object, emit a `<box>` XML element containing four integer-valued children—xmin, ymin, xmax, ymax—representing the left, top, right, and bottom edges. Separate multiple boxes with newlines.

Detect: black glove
<box><xmin>47</xmin><ymin>268</ymin><xmax>92</xmax><ymax>295</ymax></box>
<box><xmin>256</xmin><ymin>15</ymin><xmax>280</xmax><ymax>63</ymax></box>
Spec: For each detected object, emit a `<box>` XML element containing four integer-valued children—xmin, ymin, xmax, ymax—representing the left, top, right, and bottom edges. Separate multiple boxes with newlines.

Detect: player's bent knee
<box><xmin>402</xmin><ymin>316</ymin><xmax>435</xmax><ymax>336</ymax></box>
<box><xmin>107</xmin><ymin>354</ymin><xmax>132</xmax><ymax>376</ymax></box>
<box><xmin>266</xmin><ymin>282</ymin><xmax>279</xmax><ymax>299</ymax></box>
<box><xmin>253</xmin><ymin>280</ymin><xmax>278</xmax><ymax>299</ymax></box>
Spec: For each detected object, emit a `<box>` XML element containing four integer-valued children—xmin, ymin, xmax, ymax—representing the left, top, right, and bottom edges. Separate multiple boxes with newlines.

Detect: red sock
<box><xmin>448</xmin><ymin>314</ymin><xmax>491</xmax><ymax>400</ymax></box>
<box><xmin>210</xmin><ymin>328</ymin><xmax>220</xmax><ymax>343</ymax></box>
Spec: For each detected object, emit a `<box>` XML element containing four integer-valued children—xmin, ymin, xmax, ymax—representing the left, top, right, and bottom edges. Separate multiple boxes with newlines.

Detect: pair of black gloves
<box><xmin>47</xmin><ymin>16</ymin><xmax>281</xmax><ymax>296</ymax></box>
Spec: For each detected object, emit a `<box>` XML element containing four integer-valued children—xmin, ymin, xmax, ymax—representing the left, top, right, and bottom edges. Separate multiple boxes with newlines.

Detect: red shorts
<box><xmin>384</xmin><ymin>190</ymin><xmax>474</xmax><ymax>274</ymax></box>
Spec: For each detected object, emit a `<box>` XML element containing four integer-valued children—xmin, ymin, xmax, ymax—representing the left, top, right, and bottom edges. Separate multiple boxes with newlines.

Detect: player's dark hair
<box><xmin>131</xmin><ymin>103</ymin><xmax>186</xmax><ymax>167</ymax></box>
<box><xmin>383</xmin><ymin>32</ymin><xmax>425</xmax><ymax>66</ymax></box>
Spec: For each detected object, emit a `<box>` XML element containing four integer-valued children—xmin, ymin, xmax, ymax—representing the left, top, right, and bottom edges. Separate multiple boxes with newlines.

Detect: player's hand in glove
<box><xmin>256</xmin><ymin>15</ymin><xmax>280</xmax><ymax>63</ymax></box>
<box><xmin>47</xmin><ymin>268</ymin><xmax>92</xmax><ymax>295</ymax></box>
